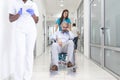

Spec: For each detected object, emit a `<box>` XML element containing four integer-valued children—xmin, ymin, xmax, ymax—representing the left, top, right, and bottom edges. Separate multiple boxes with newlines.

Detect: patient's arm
<box><xmin>57</xmin><ymin>38</ymin><xmax>62</xmax><ymax>47</ymax></box>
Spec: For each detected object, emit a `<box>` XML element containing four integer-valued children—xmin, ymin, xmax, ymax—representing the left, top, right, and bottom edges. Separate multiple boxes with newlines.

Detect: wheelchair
<box><xmin>58</xmin><ymin>52</ymin><xmax>76</xmax><ymax>72</ymax></box>
<box><xmin>50</xmin><ymin>40</ymin><xmax>76</xmax><ymax>72</ymax></box>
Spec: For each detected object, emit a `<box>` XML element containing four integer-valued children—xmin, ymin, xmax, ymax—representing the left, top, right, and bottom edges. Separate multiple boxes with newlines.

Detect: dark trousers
<box><xmin>73</xmin><ymin>37</ymin><xmax>78</xmax><ymax>49</ymax></box>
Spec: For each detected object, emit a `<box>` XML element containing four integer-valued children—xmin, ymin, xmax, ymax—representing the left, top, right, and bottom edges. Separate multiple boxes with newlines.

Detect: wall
<box><xmin>0</xmin><ymin>1</ymin><xmax>3</xmax><ymax>79</ymax></box>
<box><xmin>46</xmin><ymin>21</ymin><xmax>55</xmax><ymax>45</ymax></box>
<box><xmin>0</xmin><ymin>0</ymin><xmax>14</xmax><ymax>79</ymax></box>
<box><xmin>33</xmin><ymin>0</ymin><xmax>46</xmax><ymax>57</ymax></box>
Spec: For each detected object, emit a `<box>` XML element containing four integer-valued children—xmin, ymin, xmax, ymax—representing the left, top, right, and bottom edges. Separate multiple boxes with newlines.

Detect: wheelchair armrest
<box><xmin>51</xmin><ymin>40</ymin><xmax>56</xmax><ymax>44</ymax></box>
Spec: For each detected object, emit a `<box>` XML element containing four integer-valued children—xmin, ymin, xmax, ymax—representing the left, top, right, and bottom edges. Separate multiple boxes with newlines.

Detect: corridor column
<box><xmin>84</xmin><ymin>0</ymin><xmax>90</xmax><ymax>58</ymax></box>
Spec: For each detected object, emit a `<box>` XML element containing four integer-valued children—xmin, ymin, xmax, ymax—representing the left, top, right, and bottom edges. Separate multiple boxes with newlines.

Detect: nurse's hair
<box><xmin>60</xmin><ymin>9</ymin><xmax>69</xmax><ymax>25</ymax></box>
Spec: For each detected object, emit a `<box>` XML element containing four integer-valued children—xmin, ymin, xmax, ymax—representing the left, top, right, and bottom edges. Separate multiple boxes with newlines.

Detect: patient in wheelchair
<box><xmin>50</xmin><ymin>21</ymin><xmax>75</xmax><ymax>71</ymax></box>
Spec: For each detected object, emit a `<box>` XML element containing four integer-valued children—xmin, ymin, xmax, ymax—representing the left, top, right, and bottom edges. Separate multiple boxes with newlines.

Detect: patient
<box><xmin>50</xmin><ymin>21</ymin><xmax>74</xmax><ymax>71</ymax></box>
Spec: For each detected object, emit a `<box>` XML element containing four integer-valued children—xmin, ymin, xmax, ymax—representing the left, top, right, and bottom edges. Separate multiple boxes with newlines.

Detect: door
<box><xmin>90</xmin><ymin>0</ymin><xmax>120</xmax><ymax>77</ymax></box>
<box><xmin>104</xmin><ymin>0</ymin><xmax>120</xmax><ymax>77</ymax></box>
<box><xmin>90</xmin><ymin>0</ymin><xmax>102</xmax><ymax>65</ymax></box>
<box><xmin>43</xmin><ymin>15</ymin><xmax>45</xmax><ymax>53</ymax></box>
<box><xmin>77</xmin><ymin>0</ymin><xmax>84</xmax><ymax>53</ymax></box>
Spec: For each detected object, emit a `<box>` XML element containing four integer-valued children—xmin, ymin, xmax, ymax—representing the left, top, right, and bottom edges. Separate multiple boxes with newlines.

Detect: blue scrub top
<box><xmin>56</xmin><ymin>18</ymin><xmax>71</xmax><ymax>31</ymax></box>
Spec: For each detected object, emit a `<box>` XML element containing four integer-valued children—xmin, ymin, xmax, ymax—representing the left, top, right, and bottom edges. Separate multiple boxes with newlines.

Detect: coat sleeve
<box><xmin>69</xmin><ymin>31</ymin><xmax>75</xmax><ymax>40</ymax></box>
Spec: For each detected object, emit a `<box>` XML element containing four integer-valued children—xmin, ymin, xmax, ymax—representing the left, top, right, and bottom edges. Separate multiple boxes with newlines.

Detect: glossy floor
<box><xmin>32</xmin><ymin>48</ymin><xmax>118</xmax><ymax>80</ymax></box>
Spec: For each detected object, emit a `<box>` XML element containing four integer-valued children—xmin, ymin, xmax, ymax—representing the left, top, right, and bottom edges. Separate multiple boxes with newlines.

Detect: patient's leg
<box><xmin>51</xmin><ymin>43</ymin><xmax>61</xmax><ymax>66</ymax></box>
<box><xmin>62</xmin><ymin>40</ymin><xmax>74</xmax><ymax>65</ymax></box>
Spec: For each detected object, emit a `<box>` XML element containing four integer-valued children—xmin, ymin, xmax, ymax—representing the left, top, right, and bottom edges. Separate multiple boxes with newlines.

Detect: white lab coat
<box><xmin>8</xmin><ymin>0</ymin><xmax>39</xmax><ymax>80</ymax></box>
<box><xmin>72</xmin><ymin>27</ymin><xmax>79</xmax><ymax>37</ymax></box>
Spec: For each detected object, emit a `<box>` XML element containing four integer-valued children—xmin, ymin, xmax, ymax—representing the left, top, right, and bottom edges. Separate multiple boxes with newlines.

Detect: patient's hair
<box><xmin>61</xmin><ymin>21</ymin><xmax>69</xmax><ymax>27</ymax></box>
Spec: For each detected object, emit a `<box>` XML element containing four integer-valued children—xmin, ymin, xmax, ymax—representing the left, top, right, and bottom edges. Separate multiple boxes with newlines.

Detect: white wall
<box><xmin>84</xmin><ymin>0</ymin><xmax>90</xmax><ymax>58</ymax></box>
<box><xmin>0</xmin><ymin>1</ymin><xmax>4</xmax><ymax>79</ymax></box>
<box><xmin>33</xmin><ymin>0</ymin><xmax>46</xmax><ymax>56</ymax></box>
<box><xmin>0</xmin><ymin>1</ymin><xmax>3</xmax><ymax>79</ymax></box>
<box><xmin>0</xmin><ymin>0</ymin><xmax>14</xmax><ymax>79</ymax></box>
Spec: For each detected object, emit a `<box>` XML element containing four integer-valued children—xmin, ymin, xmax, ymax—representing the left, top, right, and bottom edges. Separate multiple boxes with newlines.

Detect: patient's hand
<box><xmin>57</xmin><ymin>39</ymin><xmax>62</xmax><ymax>47</ymax></box>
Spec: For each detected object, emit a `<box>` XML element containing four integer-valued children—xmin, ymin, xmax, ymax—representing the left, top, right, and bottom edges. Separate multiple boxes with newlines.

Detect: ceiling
<box><xmin>45</xmin><ymin>0</ymin><xmax>82</xmax><ymax>21</ymax></box>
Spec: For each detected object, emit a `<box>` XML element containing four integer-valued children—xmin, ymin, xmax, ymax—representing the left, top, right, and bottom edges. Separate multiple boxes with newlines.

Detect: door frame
<box><xmin>42</xmin><ymin>15</ymin><xmax>45</xmax><ymax>53</ymax></box>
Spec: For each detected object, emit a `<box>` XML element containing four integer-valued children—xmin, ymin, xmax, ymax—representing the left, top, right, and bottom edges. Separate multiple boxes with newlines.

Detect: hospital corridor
<box><xmin>0</xmin><ymin>0</ymin><xmax>120</xmax><ymax>80</ymax></box>
<box><xmin>31</xmin><ymin>47</ymin><xmax>117</xmax><ymax>80</ymax></box>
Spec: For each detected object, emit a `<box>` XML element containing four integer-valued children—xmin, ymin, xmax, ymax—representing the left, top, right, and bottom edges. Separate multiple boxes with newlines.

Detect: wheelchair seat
<box><xmin>59</xmin><ymin>52</ymin><xmax>67</xmax><ymax>62</ymax></box>
<box><xmin>58</xmin><ymin>52</ymin><xmax>76</xmax><ymax>72</ymax></box>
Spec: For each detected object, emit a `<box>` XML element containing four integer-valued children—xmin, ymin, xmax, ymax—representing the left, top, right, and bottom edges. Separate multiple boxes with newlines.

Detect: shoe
<box><xmin>50</xmin><ymin>65</ymin><xmax>58</xmax><ymax>71</ymax></box>
<box><xmin>67</xmin><ymin>61</ymin><xmax>73</xmax><ymax>68</ymax></box>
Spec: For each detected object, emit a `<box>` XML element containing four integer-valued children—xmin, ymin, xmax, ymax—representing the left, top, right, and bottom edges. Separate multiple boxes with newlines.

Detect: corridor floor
<box><xmin>31</xmin><ymin>47</ymin><xmax>118</xmax><ymax>80</ymax></box>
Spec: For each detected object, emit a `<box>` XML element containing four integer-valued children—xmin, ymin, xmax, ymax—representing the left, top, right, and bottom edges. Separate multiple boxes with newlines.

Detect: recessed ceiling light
<box><xmin>93</xmin><ymin>4</ymin><xmax>97</xmax><ymax>6</ymax></box>
<box><xmin>60</xmin><ymin>4</ymin><xmax>64</xmax><ymax>7</ymax></box>
<box><xmin>59</xmin><ymin>0</ymin><xmax>64</xmax><ymax>2</ymax></box>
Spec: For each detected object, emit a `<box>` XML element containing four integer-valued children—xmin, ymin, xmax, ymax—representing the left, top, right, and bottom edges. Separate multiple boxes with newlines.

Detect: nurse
<box><xmin>55</xmin><ymin>9</ymin><xmax>71</xmax><ymax>32</ymax></box>
<box><xmin>9</xmin><ymin>0</ymin><xmax>39</xmax><ymax>80</ymax></box>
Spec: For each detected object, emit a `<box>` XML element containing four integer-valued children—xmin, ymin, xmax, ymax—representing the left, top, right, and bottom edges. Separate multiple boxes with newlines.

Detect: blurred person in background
<box><xmin>72</xmin><ymin>23</ymin><xmax>80</xmax><ymax>53</ymax></box>
<box><xmin>55</xmin><ymin>9</ymin><xmax>71</xmax><ymax>32</ymax></box>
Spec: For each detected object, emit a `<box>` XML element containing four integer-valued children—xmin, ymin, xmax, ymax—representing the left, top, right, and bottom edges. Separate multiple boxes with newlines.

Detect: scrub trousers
<box><xmin>14</xmin><ymin>27</ymin><xmax>37</xmax><ymax>80</ymax></box>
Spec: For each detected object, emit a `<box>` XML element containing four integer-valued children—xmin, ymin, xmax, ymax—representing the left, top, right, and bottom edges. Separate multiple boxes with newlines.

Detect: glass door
<box><xmin>90</xmin><ymin>0</ymin><xmax>120</xmax><ymax>78</ymax></box>
<box><xmin>90</xmin><ymin>0</ymin><xmax>103</xmax><ymax>65</ymax></box>
<box><xmin>104</xmin><ymin>0</ymin><xmax>120</xmax><ymax>77</ymax></box>
<box><xmin>77</xmin><ymin>0</ymin><xmax>84</xmax><ymax>54</ymax></box>
<box><xmin>80</xmin><ymin>13</ymin><xmax>84</xmax><ymax>53</ymax></box>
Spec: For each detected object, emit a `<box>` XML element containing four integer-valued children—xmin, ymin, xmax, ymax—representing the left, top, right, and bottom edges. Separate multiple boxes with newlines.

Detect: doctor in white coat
<box><xmin>9</xmin><ymin>0</ymin><xmax>39</xmax><ymax>80</ymax></box>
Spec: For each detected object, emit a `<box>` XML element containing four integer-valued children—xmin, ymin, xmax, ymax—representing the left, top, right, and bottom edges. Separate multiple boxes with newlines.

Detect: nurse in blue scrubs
<box><xmin>55</xmin><ymin>9</ymin><xmax>71</xmax><ymax>31</ymax></box>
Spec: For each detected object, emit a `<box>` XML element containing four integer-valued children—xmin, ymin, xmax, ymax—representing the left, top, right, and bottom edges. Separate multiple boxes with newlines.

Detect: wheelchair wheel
<box><xmin>73</xmin><ymin>68</ymin><xmax>76</xmax><ymax>72</ymax></box>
